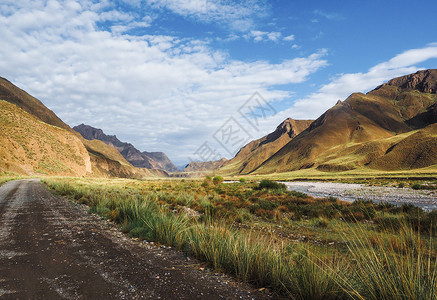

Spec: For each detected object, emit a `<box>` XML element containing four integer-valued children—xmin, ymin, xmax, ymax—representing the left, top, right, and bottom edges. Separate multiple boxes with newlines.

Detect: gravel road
<box><xmin>283</xmin><ymin>181</ymin><xmax>437</xmax><ymax>211</ymax></box>
<box><xmin>0</xmin><ymin>179</ymin><xmax>270</xmax><ymax>299</ymax></box>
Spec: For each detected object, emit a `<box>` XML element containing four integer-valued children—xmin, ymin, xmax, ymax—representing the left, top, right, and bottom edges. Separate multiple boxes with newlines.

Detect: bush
<box><xmin>257</xmin><ymin>179</ymin><xmax>287</xmax><ymax>191</ymax></box>
<box><xmin>411</xmin><ymin>183</ymin><xmax>422</xmax><ymax>190</ymax></box>
<box><xmin>212</xmin><ymin>176</ymin><xmax>224</xmax><ymax>185</ymax></box>
<box><xmin>398</xmin><ymin>182</ymin><xmax>405</xmax><ymax>188</ymax></box>
<box><xmin>239</xmin><ymin>178</ymin><xmax>247</xmax><ymax>183</ymax></box>
<box><xmin>201</xmin><ymin>176</ymin><xmax>212</xmax><ymax>187</ymax></box>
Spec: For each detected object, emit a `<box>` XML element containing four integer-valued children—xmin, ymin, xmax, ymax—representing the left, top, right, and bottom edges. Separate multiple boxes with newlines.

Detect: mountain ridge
<box><xmin>0</xmin><ymin>77</ymin><xmax>165</xmax><ymax>178</ymax></box>
<box><xmin>73</xmin><ymin>124</ymin><xmax>178</xmax><ymax>172</ymax></box>
<box><xmin>221</xmin><ymin>118</ymin><xmax>313</xmax><ymax>175</ymax></box>
<box><xmin>245</xmin><ymin>69</ymin><xmax>437</xmax><ymax>174</ymax></box>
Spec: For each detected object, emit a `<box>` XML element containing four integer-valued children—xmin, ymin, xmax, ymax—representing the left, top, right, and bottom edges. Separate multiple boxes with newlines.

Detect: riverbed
<box><xmin>282</xmin><ymin>182</ymin><xmax>437</xmax><ymax>211</ymax></box>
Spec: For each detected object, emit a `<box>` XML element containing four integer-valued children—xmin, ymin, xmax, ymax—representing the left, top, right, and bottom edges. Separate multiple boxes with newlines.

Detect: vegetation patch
<box><xmin>43</xmin><ymin>177</ymin><xmax>437</xmax><ymax>299</ymax></box>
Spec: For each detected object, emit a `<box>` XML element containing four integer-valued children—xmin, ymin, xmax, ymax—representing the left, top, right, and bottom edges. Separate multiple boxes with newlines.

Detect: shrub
<box><xmin>212</xmin><ymin>176</ymin><xmax>224</xmax><ymax>185</ymax></box>
<box><xmin>239</xmin><ymin>178</ymin><xmax>247</xmax><ymax>183</ymax></box>
<box><xmin>411</xmin><ymin>183</ymin><xmax>422</xmax><ymax>190</ymax></box>
<box><xmin>257</xmin><ymin>179</ymin><xmax>287</xmax><ymax>191</ymax></box>
<box><xmin>398</xmin><ymin>182</ymin><xmax>405</xmax><ymax>188</ymax></box>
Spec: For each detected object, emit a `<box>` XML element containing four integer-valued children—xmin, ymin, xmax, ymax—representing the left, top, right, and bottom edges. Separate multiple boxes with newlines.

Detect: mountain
<box><xmin>73</xmin><ymin>124</ymin><xmax>178</xmax><ymax>172</ymax></box>
<box><xmin>220</xmin><ymin>118</ymin><xmax>313</xmax><ymax>174</ymax></box>
<box><xmin>0</xmin><ymin>77</ymin><xmax>70</xmax><ymax>130</ymax></box>
<box><xmin>0</xmin><ymin>77</ymin><xmax>165</xmax><ymax>178</ymax></box>
<box><xmin>183</xmin><ymin>158</ymin><xmax>228</xmax><ymax>172</ymax></box>
<box><xmin>0</xmin><ymin>100</ymin><xmax>91</xmax><ymax>176</ymax></box>
<box><xmin>249</xmin><ymin>69</ymin><xmax>437</xmax><ymax>174</ymax></box>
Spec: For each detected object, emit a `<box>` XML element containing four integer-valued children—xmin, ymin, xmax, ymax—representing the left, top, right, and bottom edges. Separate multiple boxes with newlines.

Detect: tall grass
<box><xmin>43</xmin><ymin>178</ymin><xmax>437</xmax><ymax>299</ymax></box>
<box><xmin>343</xmin><ymin>222</ymin><xmax>437</xmax><ymax>300</ymax></box>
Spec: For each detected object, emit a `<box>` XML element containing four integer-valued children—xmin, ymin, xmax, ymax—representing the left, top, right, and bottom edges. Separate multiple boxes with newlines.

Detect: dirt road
<box><xmin>0</xmin><ymin>179</ymin><xmax>268</xmax><ymax>299</ymax></box>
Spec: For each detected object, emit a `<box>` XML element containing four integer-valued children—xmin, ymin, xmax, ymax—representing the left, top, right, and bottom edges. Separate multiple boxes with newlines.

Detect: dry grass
<box><xmin>43</xmin><ymin>177</ymin><xmax>437</xmax><ymax>299</ymax></box>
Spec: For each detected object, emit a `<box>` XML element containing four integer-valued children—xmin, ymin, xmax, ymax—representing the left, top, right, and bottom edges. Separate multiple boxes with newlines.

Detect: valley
<box><xmin>1</xmin><ymin>63</ymin><xmax>437</xmax><ymax>299</ymax></box>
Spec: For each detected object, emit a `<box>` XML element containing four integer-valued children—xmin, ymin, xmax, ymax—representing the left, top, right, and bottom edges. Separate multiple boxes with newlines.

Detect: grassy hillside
<box><xmin>0</xmin><ymin>100</ymin><xmax>91</xmax><ymax>176</ymax></box>
<box><xmin>0</xmin><ymin>77</ymin><xmax>166</xmax><ymax>178</ymax></box>
<box><xmin>250</xmin><ymin>72</ymin><xmax>437</xmax><ymax>176</ymax></box>
<box><xmin>0</xmin><ymin>77</ymin><xmax>70</xmax><ymax>130</ymax></box>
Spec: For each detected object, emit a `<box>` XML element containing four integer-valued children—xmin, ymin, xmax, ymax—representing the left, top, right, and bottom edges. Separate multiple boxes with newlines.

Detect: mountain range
<box><xmin>1</xmin><ymin>69</ymin><xmax>436</xmax><ymax>178</ymax></box>
<box><xmin>0</xmin><ymin>77</ymin><xmax>166</xmax><ymax>178</ymax></box>
<box><xmin>73</xmin><ymin>124</ymin><xmax>178</xmax><ymax>172</ymax></box>
<box><xmin>222</xmin><ymin>69</ymin><xmax>437</xmax><ymax>175</ymax></box>
<box><xmin>183</xmin><ymin>158</ymin><xmax>228</xmax><ymax>172</ymax></box>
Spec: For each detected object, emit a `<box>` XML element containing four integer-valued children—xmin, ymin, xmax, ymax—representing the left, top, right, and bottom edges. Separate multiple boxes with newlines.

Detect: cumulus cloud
<box><xmin>0</xmin><ymin>0</ymin><xmax>327</xmax><ymax>164</ymax></box>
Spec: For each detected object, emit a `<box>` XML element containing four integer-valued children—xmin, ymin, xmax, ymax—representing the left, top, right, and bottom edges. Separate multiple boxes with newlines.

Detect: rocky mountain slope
<box><xmin>220</xmin><ymin>118</ymin><xmax>313</xmax><ymax>174</ymax></box>
<box><xmin>0</xmin><ymin>77</ymin><xmax>165</xmax><ymax>178</ymax></box>
<box><xmin>248</xmin><ymin>69</ymin><xmax>437</xmax><ymax>174</ymax></box>
<box><xmin>73</xmin><ymin>124</ymin><xmax>178</xmax><ymax>172</ymax></box>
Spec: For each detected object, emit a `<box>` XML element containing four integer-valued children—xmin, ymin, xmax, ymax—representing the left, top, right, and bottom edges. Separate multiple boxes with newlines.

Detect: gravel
<box><xmin>282</xmin><ymin>181</ymin><xmax>437</xmax><ymax>211</ymax></box>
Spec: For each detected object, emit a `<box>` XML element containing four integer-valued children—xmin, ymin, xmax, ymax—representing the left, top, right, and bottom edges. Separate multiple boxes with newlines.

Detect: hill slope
<box><xmin>220</xmin><ymin>118</ymin><xmax>313</xmax><ymax>175</ymax></box>
<box><xmin>73</xmin><ymin>124</ymin><xmax>178</xmax><ymax>172</ymax></box>
<box><xmin>252</xmin><ymin>69</ymin><xmax>437</xmax><ymax>174</ymax></box>
<box><xmin>184</xmin><ymin>158</ymin><xmax>228</xmax><ymax>172</ymax></box>
<box><xmin>0</xmin><ymin>100</ymin><xmax>91</xmax><ymax>175</ymax></box>
<box><xmin>0</xmin><ymin>77</ymin><xmax>164</xmax><ymax>178</ymax></box>
<box><xmin>0</xmin><ymin>77</ymin><xmax>69</xmax><ymax>130</ymax></box>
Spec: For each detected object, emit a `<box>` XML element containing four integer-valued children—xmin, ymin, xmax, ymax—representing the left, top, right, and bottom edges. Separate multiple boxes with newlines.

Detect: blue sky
<box><xmin>0</xmin><ymin>0</ymin><xmax>437</xmax><ymax>166</ymax></box>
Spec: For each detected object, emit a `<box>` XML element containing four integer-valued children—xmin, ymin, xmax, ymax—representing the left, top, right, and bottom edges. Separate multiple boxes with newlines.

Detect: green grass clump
<box><xmin>212</xmin><ymin>176</ymin><xmax>224</xmax><ymax>185</ymax></box>
<box><xmin>344</xmin><ymin>222</ymin><xmax>437</xmax><ymax>300</ymax></box>
<box><xmin>257</xmin><ymin>179</ymin><xmax>287</xmax><ymax>191</ymax></box>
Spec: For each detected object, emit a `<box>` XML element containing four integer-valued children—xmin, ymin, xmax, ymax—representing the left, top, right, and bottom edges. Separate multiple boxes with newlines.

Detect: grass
<box><xmin>0</xmin><ymin>176</ymin><xmax>15</xmax><ymax>185</ymax></box>
<box><xmin>43</xmin><ymin>177</ymin><xmax>437</xmax><ymax>299</ymax></box>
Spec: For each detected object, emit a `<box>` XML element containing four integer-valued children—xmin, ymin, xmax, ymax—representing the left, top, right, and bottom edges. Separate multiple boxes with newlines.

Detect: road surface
<box><xmin>0</xmin><ymin>179</ymin><xmax>268</xmax><ymax>299</ymax></box>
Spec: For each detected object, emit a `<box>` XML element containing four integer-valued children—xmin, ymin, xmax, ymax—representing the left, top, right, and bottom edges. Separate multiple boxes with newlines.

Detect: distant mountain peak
<box><xmin>73</xmin><ymin>124</ymin><xmax>178</xmax><ymax>172</ymax></box>
<box><xmin>375</xmin><ymin>69</ymin><xmax>437</xmax><ymax>94</ymax></box>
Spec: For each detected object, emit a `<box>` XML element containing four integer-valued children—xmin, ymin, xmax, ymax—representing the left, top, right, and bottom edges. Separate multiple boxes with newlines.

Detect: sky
<box><xmin>1</xmin><ymin>0</ymin><xmax>437</xmax><ymax>167</ymax></box>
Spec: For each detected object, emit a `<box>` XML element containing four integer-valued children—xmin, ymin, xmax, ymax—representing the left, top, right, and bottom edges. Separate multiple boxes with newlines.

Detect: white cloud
<box><xmin>145</xmin><ymin>0</ymin><xmax>268</xmax><ymax>32</ymax></box>
<box><xmin>274</xmin><ymin>45</ymin><xmax>437</xmax><ymax>120</ymax></box>
<box><xmin>245</xmin><ymin>30</ymin><xmax>283</xmax><ymax>42</ymax></box>
<box><xmin>0</xmin><ymin>0</ymin><xmax>327</xmax><ymax>164</ymax></box>
<box><xmin>283</xmin><ymin>34</ymin><xmax>295</xmax><ymax>41</ymax></box>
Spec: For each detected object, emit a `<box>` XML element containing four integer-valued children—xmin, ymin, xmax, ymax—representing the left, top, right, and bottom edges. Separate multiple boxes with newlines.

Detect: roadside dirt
<box><xmin>0</xmin><ymin>179</ymin><xmax>272</xmax><ymax>299</ymax></box>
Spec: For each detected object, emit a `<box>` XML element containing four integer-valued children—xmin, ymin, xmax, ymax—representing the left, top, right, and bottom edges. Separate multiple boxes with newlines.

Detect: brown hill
<box><xmin>0</xmin><ymin>77</ymin><xmax>69</xmax><ymax>130</ymax></box>
<box><xmin>242</xmin><ymin>69</ymin><xmax>437</xmax><ymax>174</ymax></box>
<box><xmin>73</xmin><ymin>124</ymin><xmax>178</xmax><ymax>172</ymax></box>
<box><xmin>0</xmin><ymin>78</ymin><xmax>165</xmax><ymax>178</ymax></box>
<box><xmin>184</xmin><ymin>158</ymin><xmax>228</xmax><ymax>172</ymax></box>
<box><xmin>220</xmin><ymin>118</ymin><xmax>312</xmax><ymax>175</ymax></box>
<box><xmin>0</xmin><ymin>100</ymin><xmax>91</xmax><ymax>176</ymax></box>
